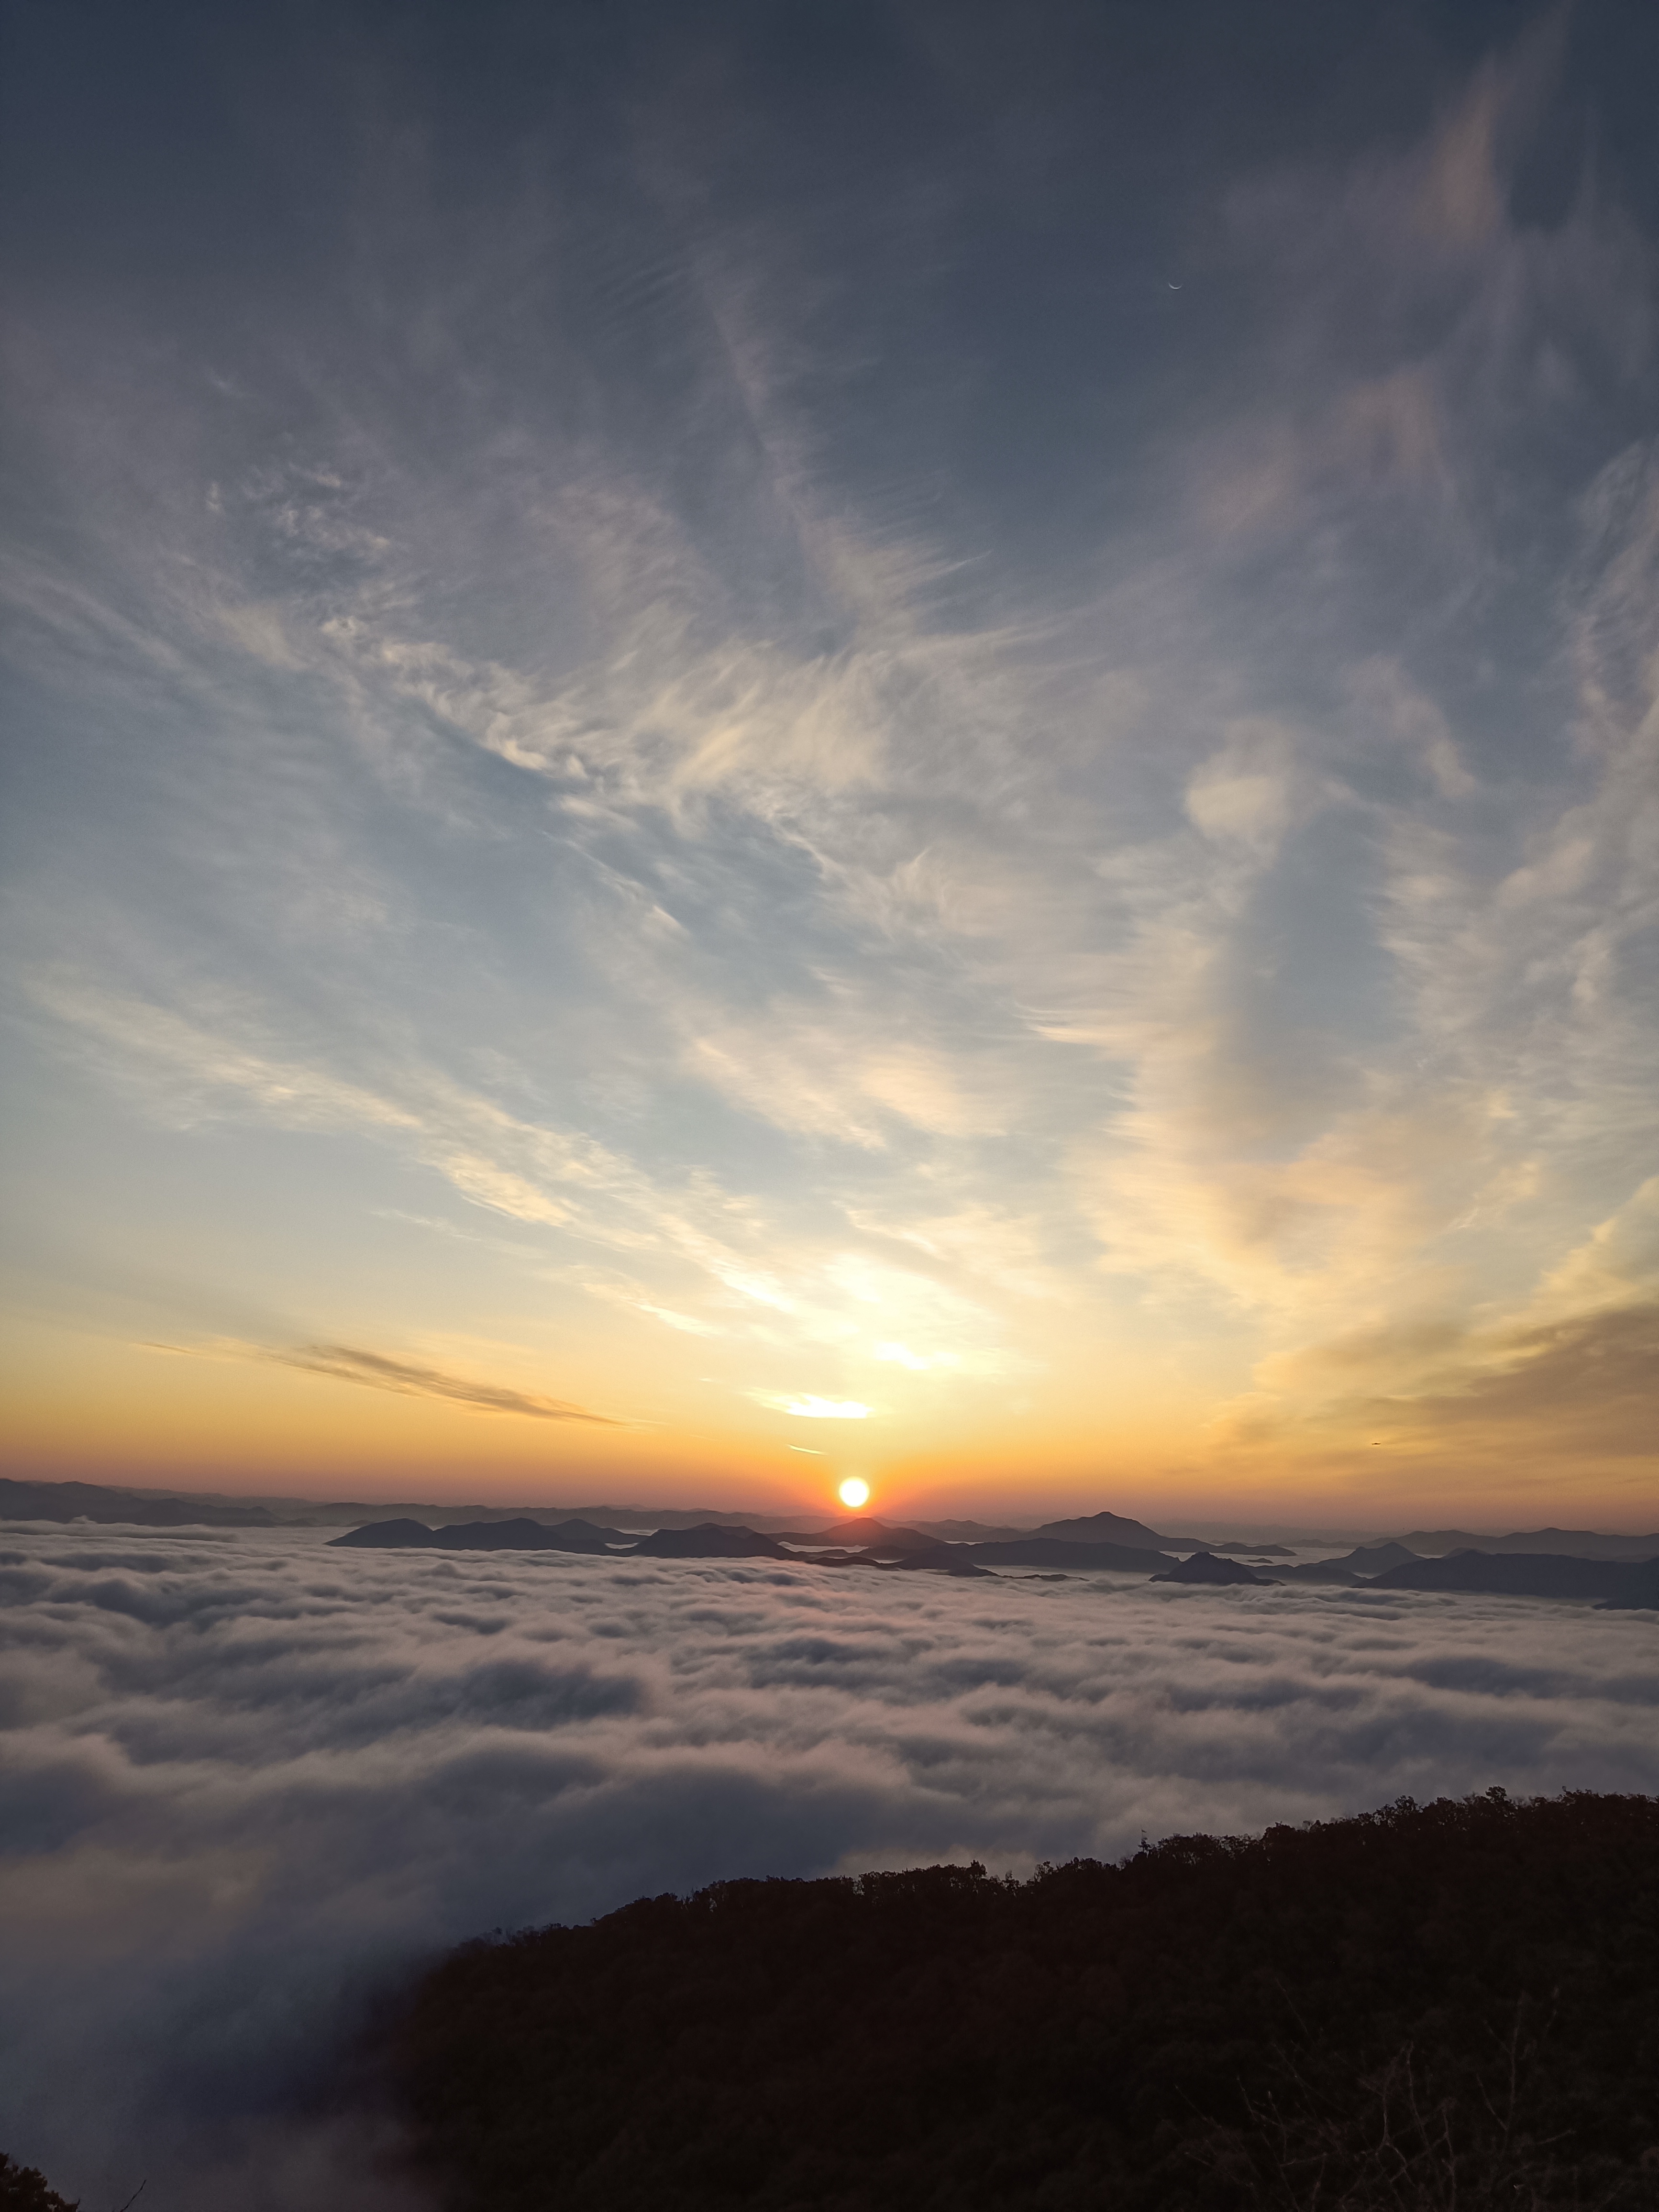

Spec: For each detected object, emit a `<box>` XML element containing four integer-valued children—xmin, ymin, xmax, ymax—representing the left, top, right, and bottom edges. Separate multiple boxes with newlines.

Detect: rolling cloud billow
<box><xmin>2</xmin><ymin>1523</ymin><xmax>1657</xmax><ymax>2208</ymax></box>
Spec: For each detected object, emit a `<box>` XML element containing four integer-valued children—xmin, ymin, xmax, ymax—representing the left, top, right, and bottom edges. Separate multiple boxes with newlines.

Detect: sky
<box><xmin>5</xmin><ymin>1522</ymin><xmax>1658</xmax><ymax>2206</ymax></box>
<box><xmin>2</xmin><ymin>0</ymin><xmax>1657</xmax><ymax>1529</ymax></box>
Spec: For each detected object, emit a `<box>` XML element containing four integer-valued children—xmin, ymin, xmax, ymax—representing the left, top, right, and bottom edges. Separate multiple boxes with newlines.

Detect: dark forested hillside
<box><xmin>381</xmin><ymin>1791</ymin><xmax>1659</xmax><ymax>2212</ymax></box>
<box><xmin>0</xmin><ymin>2151</ymin><xmax>78</xmax><ymax>2210</ymax></box>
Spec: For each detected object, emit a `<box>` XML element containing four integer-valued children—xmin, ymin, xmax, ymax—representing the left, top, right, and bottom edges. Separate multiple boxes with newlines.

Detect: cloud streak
<box><xmin>260</xmin><ymin>1344</ymin><xmax>619</xmax><ymax>1423</ymax></box>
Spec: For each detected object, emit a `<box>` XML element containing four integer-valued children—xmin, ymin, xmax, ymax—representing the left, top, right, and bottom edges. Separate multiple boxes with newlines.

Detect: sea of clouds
<box><xmin>2</xmin><ymin>1523</ymin><xmax>1656</xmax><ymax>2209</ymax></box>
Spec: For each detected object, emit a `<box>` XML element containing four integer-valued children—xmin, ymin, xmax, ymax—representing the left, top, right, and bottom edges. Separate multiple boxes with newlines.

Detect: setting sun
<box><xmin>838</xmin><ymin>1477</ymin><xmax>870</xmax><ymax>1510</ymax></box>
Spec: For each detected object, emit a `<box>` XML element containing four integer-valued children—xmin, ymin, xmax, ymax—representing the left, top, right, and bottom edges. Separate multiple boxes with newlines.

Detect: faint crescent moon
<box><xmin>1168</xmin><ymin>282</ymin><xmax>1183</xmax><ymax>290</ymax></box>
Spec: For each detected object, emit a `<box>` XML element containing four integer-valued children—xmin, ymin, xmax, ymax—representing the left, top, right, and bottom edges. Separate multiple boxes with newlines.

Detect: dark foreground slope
<box><xmin>379</xmin><ymin>1791</ymin><xmax>1659</xmax><ymax>2212</ymax></box>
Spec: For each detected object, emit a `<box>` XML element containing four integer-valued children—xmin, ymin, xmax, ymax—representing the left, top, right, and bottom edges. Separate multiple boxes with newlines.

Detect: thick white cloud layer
<box><xmin>2</xmin><ymin>1523</ymin><xmax>1655</xmax><ymax>2208</ymax></box>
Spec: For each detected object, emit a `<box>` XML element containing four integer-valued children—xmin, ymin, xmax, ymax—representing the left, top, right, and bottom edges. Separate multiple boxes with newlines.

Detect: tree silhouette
<box><xmin>380</xmin><ymin>1790</ymin><xmax>1659</xmax><ymax>2211</ymax></box>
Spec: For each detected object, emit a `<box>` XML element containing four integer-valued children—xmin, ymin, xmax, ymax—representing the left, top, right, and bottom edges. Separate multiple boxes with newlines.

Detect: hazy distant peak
<box><xmin>1029</xmin><ymin>1510</ymin><xmax>1190</xmax><ymax>1550</ymax></box>
<box><xmin>1387</xmin><ymin>1528</ymin><xmax>1659</xmax><ymax>1561</ymax></box>
<box><xmin>1150</xmin><ymin>1553</ymin><xmax>1271</xmax><ymax>1586</ymax></box>
<box><xmin>810</xmin><ymin>1517</ymin><xmax>943</xmax><ymax>1552</ymax></box>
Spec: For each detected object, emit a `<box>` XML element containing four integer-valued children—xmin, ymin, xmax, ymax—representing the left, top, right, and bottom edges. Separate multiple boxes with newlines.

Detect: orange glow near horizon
<box><xmin>1</xmin><ymin>1298</ymin><xmax>1657</xmax><ymax>1531</ymax></box>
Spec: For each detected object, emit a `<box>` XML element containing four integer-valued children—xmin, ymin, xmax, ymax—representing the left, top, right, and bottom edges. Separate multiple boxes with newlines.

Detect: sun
<box><xmin>837</xmin><ymin>1477</ymin><xmax>870</xmax><ymax>1510</ymax></box>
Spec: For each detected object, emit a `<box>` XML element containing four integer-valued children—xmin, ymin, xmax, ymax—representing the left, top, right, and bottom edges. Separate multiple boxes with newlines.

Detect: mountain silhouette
<box><xmin>905</xmin><ymin>1544</ymin><xmax>998</xmax><ymax>1576</ymax></box>
<box><xmin>329</xmin><ymin>1517</ymin><xmax>440</xmax><ymax>1548</ymax></box>
<box><xmin>796</xmin><ymin>1516</ymin><xmax>943</xmax><ymax>1553</ymax></box>
<box><xmin>626</xmin><ymin>1524</ymin><xmax>793</xmax><ymax>1559</ymax></box>
<box><xmin>1283</xmin><ymin>1540</ymin><xmax>1419</xmax><ymax>1583</ymax></box>
<box><xmin>1372</xmin><ymin>1550</ymin><xmax>1659</xmax><ymax>1602</ymax></box>
<box><xmin>1386</xmin><ymin>1526</ymin><xmax>1659</xmax><ymax>1561</ymax></box>
<box><xmin>0</xmin><ymin>1476</ymin><xmax>278</xmax><ymax>1527</ymax></box>
<box><xmin>321</xmin><ymin>1524</ymin><xmax>1659</xmax><ymax>1604</ymax></box>
<box><xmin>954</xmin><ymin>1537</ymin><xmax>1178</xmax><ymax>1571</ymax></box>
<box><xmin>327</xmin><ymin>1515</ymin><xmax>1173</xmax><ymax>1579</ymax></box>
<box><xmin>1597</xmin><ymin>1561</ymin><xmax>1659</xmax><ymax>1611</ymax></box>
<box><xmin>330</xmin><ymin>1517</ymin><xmax>628</xmax><ymax>1553</ymax></box>
<box><xmin>1150</xmin><ymin>1551</ymin><xmax>1270</xmax><ymax>1585</ymax></box>
<box><xmin>1028</xmin><ymin>1509</ymin><xmax>1195</xmax><ymax>1549</ymax></box>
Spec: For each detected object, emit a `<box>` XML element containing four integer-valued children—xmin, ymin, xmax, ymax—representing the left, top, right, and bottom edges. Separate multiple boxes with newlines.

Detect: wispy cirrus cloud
<box><xmin>1</xmin><ymin>4</ymin><xmax>1655</xmax><ymax>1513</ymax></box>
<box><xmin>747</xmin><ymin>1391</ymin><xmax>872</xmax><ymax>1419</ymax></box>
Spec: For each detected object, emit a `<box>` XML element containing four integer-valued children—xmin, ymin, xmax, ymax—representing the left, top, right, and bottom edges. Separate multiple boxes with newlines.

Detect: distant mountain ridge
<box><xmin>1385</xmin><ymin>1526</ymin><xmax>1659</xmax><ymax>1562</ymax></box>
<box><xmin>1025</xmin><ymin>1509</ymin><xmax>1192</xmax><ymax>1549</ymax></box>
<box><xmin>1283</xmin><ymin>1541</ymin><xmax>1420</xmax><ymax>1583</ymax></box>
<box><xmin>329</xmin><ymin>1515</ymin><xmax>1172</xmax><ymax>1578</ymax></box>
<box><xmin>0</xmin><ymin>1477</ymin><xmax>281</xmax><ymax>1528</ymax></box>
<box><xmin>330</xmin><ymin>1517</ymin><xmax>630</xmax><ymax>1554</ymax></box>
<box><xmin>5</xmin><ymin>1478</ymin><xmax>1655</xmax><ymax>1590</ymax></box>
<box><xmin>0</xmin><ymin>1477</ymin><xmax>1064</xmax><ymax>1540</ymax></box>
<box><xmin>1372</xmin><ymin>1551</ymin><xmax>1659</xmax><ymax>1605</ymax></box>
<box><xmin>326</xmin><ymin>1517</ymin><xmax>1658</xmax><ymax>1606</ymax></box>
<box><xmin>957</xmin><ymin>1537</ymin><xmax>1181</xmax><ymax>1571</ymax></box>
<box><xmin>1151</xmin><ymin>1553</ymin><xmax>1267</xmax><ymax>1586</ymax></box>
<box><xmin>784</xmin><ymin>1516</ymin><xmax>944</xmax><ymax>1552</ymax></box>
